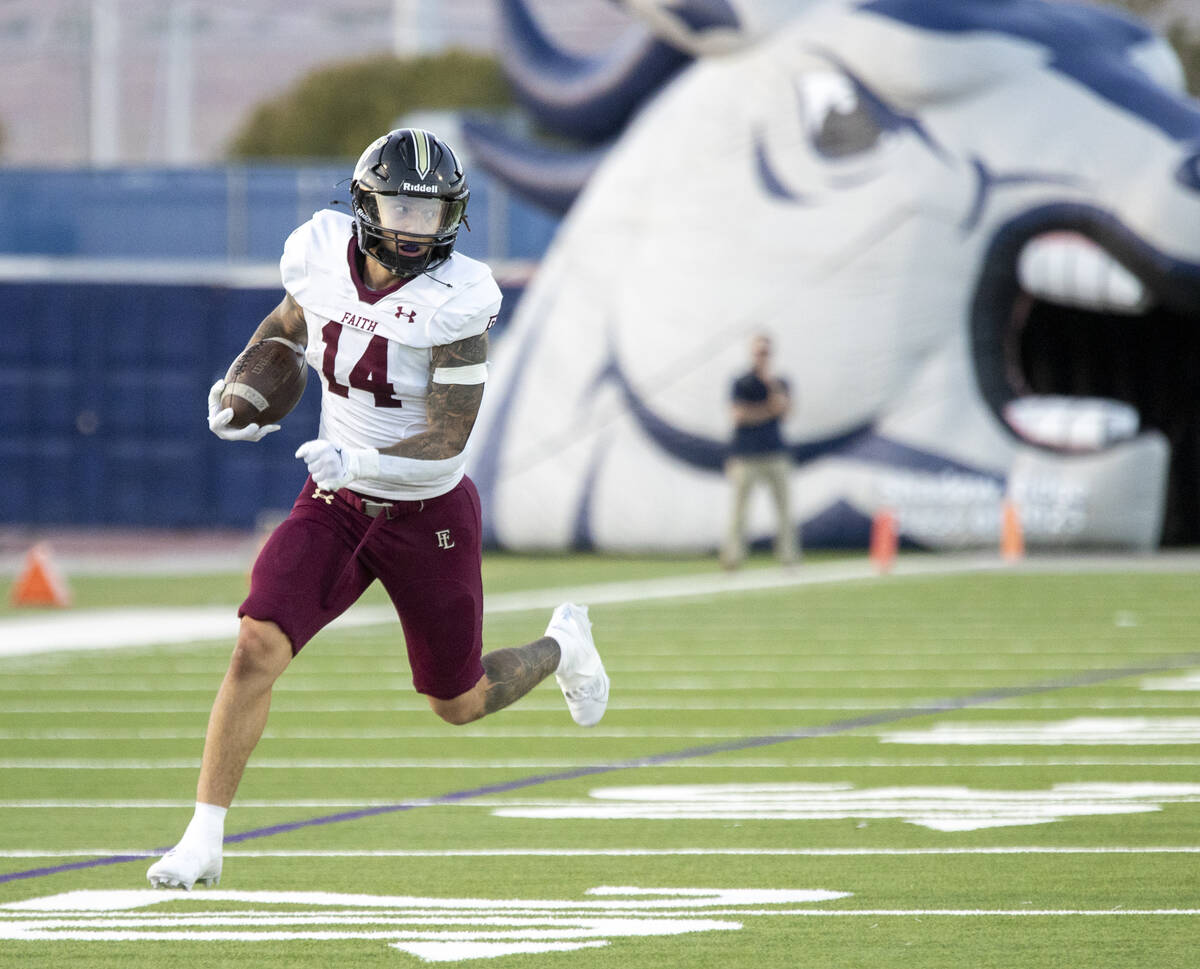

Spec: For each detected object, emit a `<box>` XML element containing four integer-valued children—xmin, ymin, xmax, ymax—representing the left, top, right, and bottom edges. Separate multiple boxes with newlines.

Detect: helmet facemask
<box><xmin>352</xmin><ymin>191</ymin><xmax>467</xmax><ymax>277</ymax></box>
<box><xmin>349</xmin><ymin>128</ymin><xmax>470</xmax><ymax>279</ymax></box>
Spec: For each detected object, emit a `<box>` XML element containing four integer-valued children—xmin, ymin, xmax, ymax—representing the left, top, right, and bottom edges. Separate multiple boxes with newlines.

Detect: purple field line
<box><xmin>3</xmin><ymin>651</ymin><xmax>1197</xmax><ymax>886</ymax></box>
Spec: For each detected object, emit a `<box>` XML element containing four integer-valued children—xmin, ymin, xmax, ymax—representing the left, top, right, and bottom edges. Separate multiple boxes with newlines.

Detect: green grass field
<box><xmin>1</xmin><ymin>552</ymin><xmax>1198</xmax><ymax>968</ymax></box>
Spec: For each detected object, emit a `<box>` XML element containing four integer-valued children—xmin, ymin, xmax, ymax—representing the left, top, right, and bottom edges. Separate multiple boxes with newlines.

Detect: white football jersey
<box><xmin>281</xmin><ymin>209</ymin><xmax>501</xmax><ymax>500</ymax></box>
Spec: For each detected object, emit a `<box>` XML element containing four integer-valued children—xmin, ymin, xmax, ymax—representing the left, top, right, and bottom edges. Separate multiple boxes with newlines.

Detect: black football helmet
<box><xmin>349</xmin><ymin>128</ymin><xmax>469</xmax><ymax>277</ymax></box>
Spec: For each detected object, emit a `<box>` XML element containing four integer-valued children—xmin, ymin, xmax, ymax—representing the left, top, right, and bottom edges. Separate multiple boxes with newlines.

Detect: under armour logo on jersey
<box><xmin>395</xmin><ymin>305</ymin><xmax>417</xmax><ymax>323</ymax></box>
<box><xmin>311</xmin><ymin>487</ymin><xmax>335</xmax><ymax>505</ymax></box>
<box><xmin>435</xmin><ymin>529</ymin><xmax>455</xmax><ymax>549</ymax></box>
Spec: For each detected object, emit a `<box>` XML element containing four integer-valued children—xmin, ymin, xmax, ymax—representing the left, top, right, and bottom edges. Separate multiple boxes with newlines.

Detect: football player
<box><xmin>147</xmin><ymin>128</ymin><xmax>609</xmax><ymax>890</ymax></box>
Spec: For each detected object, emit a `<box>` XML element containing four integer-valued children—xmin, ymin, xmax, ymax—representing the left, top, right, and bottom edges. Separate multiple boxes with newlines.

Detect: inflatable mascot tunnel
<box><xmin>465</xmin><ymin>0</ymin><xmax>1200</xmax><ymax>552</ymax></box>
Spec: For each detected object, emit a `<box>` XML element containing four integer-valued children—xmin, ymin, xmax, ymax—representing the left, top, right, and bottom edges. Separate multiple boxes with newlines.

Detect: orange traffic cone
<box><xmin>10</xmin><ymin>543</ymin><xmax>71</xmax><ymax>607</ymax></box>
<box><xmin>1001</xmin><ymin>500</ymin><xmax>1025</xmax><ymax>562</ymax></box>
<box><xmin>870</xmin><ymin>508</ymin><xmax>898</xmax><ymax>573</ymax></box>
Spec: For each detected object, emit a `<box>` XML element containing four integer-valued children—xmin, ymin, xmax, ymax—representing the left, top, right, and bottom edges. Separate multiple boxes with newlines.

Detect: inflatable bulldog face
<box><xmin>469</xmin><ymin>0</ymin><xmax>1200</xmax><ymax>551</ymax></box>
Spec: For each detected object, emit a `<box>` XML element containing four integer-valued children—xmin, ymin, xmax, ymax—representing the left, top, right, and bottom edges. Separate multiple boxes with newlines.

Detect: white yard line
<box><xmin>3</xmin><ymin>675</ymin><xmax>1140</xmax><ymax>691</ymax></box>
<box><xmin>5</xmin><ymin>552</ymin><xmax>1199</xmax><ymax>658</ymax></box>
<box><xmin>3</xmin><ymin>847</ymin><xmax>1199</xmax><ymax>859</ymax></box>
<box><xmin>6</xmin><ymin>757</ymin><xmax>1200</xmax><ymax>770</ymax></box>
<box><xmin>0</xmin><ymin>699</ymin><xmax>1196</xmax><ymax>716</ymax></box>
<box><xmin>1</xmin><ymin>708</ymin><xmax>1197</xmax><ymax>740</ymax></box>
<box><xmin>0</xmin><ymin>727</ymin><xmax>743</xmax><ymax>740</ymax></box>
<box><xmin>771</xmin><ymin>909</ymin><xmax>1200</xmax><ymax>916</ymax></box>
<box><xmin>0</xmin><ymin>758</ymin><xmax>840</xmax><ymax>769</ymax></box>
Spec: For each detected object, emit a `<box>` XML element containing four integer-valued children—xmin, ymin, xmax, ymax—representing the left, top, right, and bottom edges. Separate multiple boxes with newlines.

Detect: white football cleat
<box><xmin>147</xmin><ymin>841</ymin><xmax>222</xmax><ymax>890</ymax></box>
<box><xmin>546</xmin><ymin>603</ymin><xmax>609</xmax><ymax>727</ymax></box>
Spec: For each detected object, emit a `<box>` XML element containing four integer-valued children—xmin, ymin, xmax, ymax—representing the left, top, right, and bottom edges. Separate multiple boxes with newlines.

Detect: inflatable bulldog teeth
<box><xmin>467</xmin><ymin>0</ymin><xmax>1200</xmax><ymax>551</ymax></box>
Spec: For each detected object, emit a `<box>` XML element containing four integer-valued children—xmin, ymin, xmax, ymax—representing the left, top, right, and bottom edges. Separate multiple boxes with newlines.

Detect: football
<box><xmin>219</xmin><ymin>337</ymin><xmax>308</xmax><ymax>428</ymax></box>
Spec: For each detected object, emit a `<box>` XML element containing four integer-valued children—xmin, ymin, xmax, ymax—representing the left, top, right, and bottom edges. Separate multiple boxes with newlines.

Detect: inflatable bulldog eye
<box><xmin>798</xmin><ymin>71</ymin><xmax>886</xmax><ymax>159</ymax></box>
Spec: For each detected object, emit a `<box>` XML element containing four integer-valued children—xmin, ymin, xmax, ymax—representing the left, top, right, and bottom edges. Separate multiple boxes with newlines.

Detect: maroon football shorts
<box><xmin>240</xmin><ymin>475</ymin><xmax>485</xmax><ymax>700</ymax></box>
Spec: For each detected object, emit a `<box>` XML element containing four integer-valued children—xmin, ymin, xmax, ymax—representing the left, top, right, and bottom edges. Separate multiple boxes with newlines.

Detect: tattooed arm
<box><xmin>293</xmin><ymin>329</ymin><xmax>488</xmax><ymax>490</ymax></box>
<box><xmin>379</xmin><ymin>331</ymin><xmax>488</xmax><ymax>460</ymax></box>
<box><xmin>244</xmin><ymin>293</ymin><xmax>308</xmax><ymax>349</ymax></box>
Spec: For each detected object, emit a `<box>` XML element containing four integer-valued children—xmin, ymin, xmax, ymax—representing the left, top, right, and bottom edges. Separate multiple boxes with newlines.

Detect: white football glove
<box><xmin>295</xmin><ymin>440</ymin><xmax>380</xmax><ymax>492</ymax></box>
<box><xmin>207</xmin><ymin>380</ymin><xmax>281</xmax><ymax>442</ymax></box>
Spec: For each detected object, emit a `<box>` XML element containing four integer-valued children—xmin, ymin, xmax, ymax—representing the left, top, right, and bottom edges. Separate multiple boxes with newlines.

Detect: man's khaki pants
<box><xmin>721</xmin><ymin>453</ymin><xmax>798</xmax><ymax>568</ymax></box>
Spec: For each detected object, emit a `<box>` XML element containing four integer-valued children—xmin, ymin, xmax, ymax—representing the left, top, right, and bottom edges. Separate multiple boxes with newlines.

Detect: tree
<box><xmin>228</xmin><ymin>50</ymin><xmax>512</xmax><ymax>160</ymax></box>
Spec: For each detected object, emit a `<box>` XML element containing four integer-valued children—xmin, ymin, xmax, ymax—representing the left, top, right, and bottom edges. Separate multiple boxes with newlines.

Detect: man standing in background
<box><xmin>720</xmin><ymin>333</ymin><xmax>797</xmax><ymax>570</ymax></box>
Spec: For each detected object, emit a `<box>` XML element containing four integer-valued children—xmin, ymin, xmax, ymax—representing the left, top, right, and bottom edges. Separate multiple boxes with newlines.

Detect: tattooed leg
<box><xmin>425</xmin><ymin>637</ymin><xmax>561</xmax><ymax>725</ymax></box>
<box><xmin>481</xmin><ymin>637</ymin><xmax>561</xmax><ymax>715</ymax></box>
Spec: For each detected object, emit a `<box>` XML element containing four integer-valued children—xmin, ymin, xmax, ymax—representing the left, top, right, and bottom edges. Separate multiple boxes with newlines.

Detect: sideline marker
<box><xmin>9</xmin><ymin>542</ymin><xmax>72</xmax><ymax>608</ymax></box>
<box><xmin>1001</xmin><ymin>500</ymin><xmax>1025</xmax><ymax>562</ymax></box>
<box><xmin>870</xmin><ymin>508</ymin><xmax>898</xmax><ymax>573</ymax></box>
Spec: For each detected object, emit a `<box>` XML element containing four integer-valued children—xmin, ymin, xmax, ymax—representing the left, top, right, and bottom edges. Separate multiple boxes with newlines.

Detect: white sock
<box><xmin>181</xmin><ymin>801</ymin><xmax>226</xmax><ymax>847</ymax></box>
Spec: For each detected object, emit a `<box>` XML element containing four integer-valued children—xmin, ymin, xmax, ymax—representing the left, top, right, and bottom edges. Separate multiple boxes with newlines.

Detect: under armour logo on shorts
<box><xmin>435</xmin><ymin>529</ymin><xmax>455</xmax><ymax>549</ymax></box>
